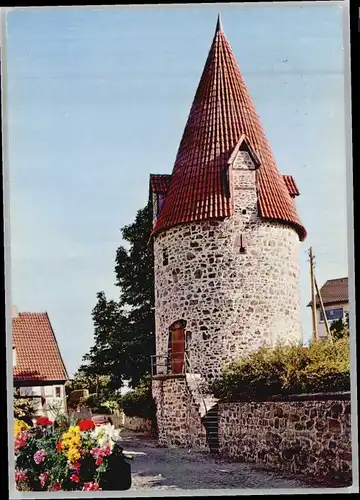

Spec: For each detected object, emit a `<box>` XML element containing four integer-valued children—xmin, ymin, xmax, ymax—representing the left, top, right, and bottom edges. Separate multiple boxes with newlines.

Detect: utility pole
<box><xmin>314</xmin><ymin>276</ymin><xmax>333</xmax><ymax>342</ymax></box>
<box><xmin>308</xmin><ymin>247</ymin><xmax>319</xmax><ymax>342</ymax></box>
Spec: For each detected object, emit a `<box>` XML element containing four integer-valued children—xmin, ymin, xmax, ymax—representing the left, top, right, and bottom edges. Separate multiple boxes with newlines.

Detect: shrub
<box><xmin>119</xmin><ymin>377</ymin><xmax>156</xmax><ymax>428</ymax></box>
<box><xmin>83</xmin><ymin>393</ymin><xmax>100</xmax><ymax>410</ymax></box>
<box><xmin>67</xmin><ymin>389</ymin><xmax>89</xmax><ymax>409</ymax></box>
<box><xmin>14</xmin><ymin>393</ymin><xmax>37</xmax><ymax>420</ymax></box>
<box><xmin>211</xmin><ymin>338</ymin><xmax>350</xmax><ymax>401</ymax></box>
<box><xmin>330</xmin><ymin>312</ymin><xmax>349</xmax><ymax>341</ymax></box>
<box><xmin>101</xmin><ymin>400</ymin><xmax>120</xmax><ymax>414</ymax></box>
<box><xmin>14</xmin><ymin>415</ymin><xmax>132</xmax><ymax>491</ymax></box>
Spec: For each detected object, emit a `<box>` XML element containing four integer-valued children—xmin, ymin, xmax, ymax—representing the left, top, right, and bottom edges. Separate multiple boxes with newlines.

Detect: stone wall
<box><xmin>123</xmin><ymin>415</ymin><xmax>152</xmax><ymax>433</ymax></box>
<box><xmin>153</xmin><ymin>149</ymin><xmax>302</xmax><ymax>386</ymax></box>
<box><xmin>152</xmin><ymin>377</ymin><xmax>207</xmax><ymax>450</ymax></box>
<box><xmin>218</xmin><ymin>395</ymin><xmax>352</xmax><ymax>483</ymax></box>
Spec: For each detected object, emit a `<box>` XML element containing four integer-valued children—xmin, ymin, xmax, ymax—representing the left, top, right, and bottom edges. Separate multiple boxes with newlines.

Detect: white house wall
<box><xmin>19</xmin><ymin>384</ymin><xmax>67</xmax><ymax>417</ymax></box>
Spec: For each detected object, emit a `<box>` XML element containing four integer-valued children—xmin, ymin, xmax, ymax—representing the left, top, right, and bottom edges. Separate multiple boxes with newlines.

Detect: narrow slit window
<box><xmin>163</xmin><ymin>248</ymin><xmax>169</xmax><ymax>266</ymax></box>
<box><xmin>235</xmin><ymin>234</ymin><xmax>247</xmax><ymax>254</ymax></box>
<box><xmin>221</xmin><ymin>167</ymin><xmax>231</xmax><ymax>198</ymax></box>
<box><xmin>239</xmin><ymin>234</ymin><xmax>247</xmax><ymax>253</ymax></box>
<box><xmin>157</xmin><ymin>193</ymin><xmax>165</xmax><ymax>217</ymax></box>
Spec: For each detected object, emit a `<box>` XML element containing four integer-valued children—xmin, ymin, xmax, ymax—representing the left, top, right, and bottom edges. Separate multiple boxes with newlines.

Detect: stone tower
<box><xmin>149</xmin><ymin>17</ymin><xmax>307</xmax><ymax>449</ymax></box>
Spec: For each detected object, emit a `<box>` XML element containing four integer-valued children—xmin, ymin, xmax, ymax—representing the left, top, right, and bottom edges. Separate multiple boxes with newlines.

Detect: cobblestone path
<box><xmin>120</xmin><ymin>431</ymin><xmax>310</xmax><ymax>491</ymax></box>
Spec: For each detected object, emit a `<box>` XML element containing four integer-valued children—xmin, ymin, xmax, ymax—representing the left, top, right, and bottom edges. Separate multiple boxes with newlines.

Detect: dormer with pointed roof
<box><xmin>150</xmin><ymin>16</ymin><xmax>306</xmax><ymax>241</ymax></box>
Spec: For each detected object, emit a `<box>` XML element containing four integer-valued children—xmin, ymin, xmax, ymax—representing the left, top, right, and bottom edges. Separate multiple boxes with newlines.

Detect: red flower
<box><xmin>56</xmin><ymin>442</ymin><xmax>62</xmax><ymax>451</ymax></box>
<box><xmin>95</xmin><ymin>457</ymin><xmax>103</xmax><ymax>467</ymax></box>
<box><xmin>78</xmin><ymin>419</ymin><xmax>95</xmax><ymax>431</ymax></box>
<box><xmin>36</xmin><ymin>416</ymin><xmax>53</xmax><ymax>426</ymax></box>
<box><xmin>73</xmin><ymin>461</ymin><xmax>81</xmax><ymax>470</ymax></box>
<box><xmin>14</xmin><ymin>431</ymin><xmax>29</xmax><ymax>451</ymax></box>
<box><xmin>52</xmin><ymin>482</ymin><xmax>62</xmax><ymax>491</ymax></box>
<box><xmin>70</xmin><ymin>474</ymin><xmax>80</xmax><ymax>483</ymax></box>
<box><xmin>82</xmin><ymin>482</ymin><xmax>102</xmax><ymax>491</ymax></box>
<box><xmin>15</xmin><ymin>470</ymin><xmax>27</xmax><ymax>482</ymax></box>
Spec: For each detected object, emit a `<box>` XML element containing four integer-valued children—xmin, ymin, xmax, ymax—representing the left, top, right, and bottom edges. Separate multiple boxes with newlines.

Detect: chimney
<box><xmin>12</xmin><ymin>305</ymin><xmax>19</xmax><ymax>318</ymax></box>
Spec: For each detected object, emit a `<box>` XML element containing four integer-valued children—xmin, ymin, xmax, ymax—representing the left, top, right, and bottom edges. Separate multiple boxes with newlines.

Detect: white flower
<box><xmin>90</xmin><ymin>424</ymin><xmax>122</xmax><ymax>450</ymax></box>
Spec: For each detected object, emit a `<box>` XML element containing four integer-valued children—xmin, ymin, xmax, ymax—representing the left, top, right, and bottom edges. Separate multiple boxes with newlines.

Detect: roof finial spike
<box><xmin>216</xmin><ymin>13</ymin><xmax>223</xmax><ymax>32</ymax></box>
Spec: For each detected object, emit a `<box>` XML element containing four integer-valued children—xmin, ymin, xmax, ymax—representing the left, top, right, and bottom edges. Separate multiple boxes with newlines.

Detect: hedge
<box><xmin>67</xmin><ymin>389</ymin><xmax>89</xmax><ymax>408</ymax></box>
<box><xmin>211</xmin><ymin>338</ymin><xmax>350</xmax><ymax>402</ymax></box>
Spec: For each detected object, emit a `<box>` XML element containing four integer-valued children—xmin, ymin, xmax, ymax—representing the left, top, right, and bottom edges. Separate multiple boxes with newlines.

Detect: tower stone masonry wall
<box><xmin>153</xmin><ymin>151</ymin><xmax>302</xmax><ymax>385</ymax></box>
<box><xmin>152</xmin><ymin>378</ymin><xmax>207</xmax><ymax>450</ymax></box>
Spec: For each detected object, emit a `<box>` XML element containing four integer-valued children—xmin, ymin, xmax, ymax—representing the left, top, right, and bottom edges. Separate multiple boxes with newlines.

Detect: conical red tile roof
<box><xmin>152</xmin><ymin>17</ymin><xmax>306</xmax><ymax>241</ymax></box>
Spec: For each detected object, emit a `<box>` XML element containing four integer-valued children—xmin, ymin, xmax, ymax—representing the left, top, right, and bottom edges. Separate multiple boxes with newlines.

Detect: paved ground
<box><xmin>120</xmin><ymin>431</ymin><xmax>310</xmax><ymax>491</ymax></box>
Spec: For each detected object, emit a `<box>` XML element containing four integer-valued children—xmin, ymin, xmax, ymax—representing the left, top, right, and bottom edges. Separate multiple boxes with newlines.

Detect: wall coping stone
<box><xmin>219</xmin><ymin>391</ymin><xmax>350</xmax><ymax>403</ymax></box>
<box><xmin>152</xmin><ymin>374</ymin><xmax>186</xmax><ymax>381</ymax></box>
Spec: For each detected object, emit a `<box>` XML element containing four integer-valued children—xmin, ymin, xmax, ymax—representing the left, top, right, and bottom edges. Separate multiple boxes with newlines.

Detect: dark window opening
<box><xmin>221</xmin><ymin>167</ymin><xmax>231</xmax><ymax>198</ymax></box>
<box><xmin>239</xmin><ymin>234</ymin><xmax>247</xmax><ymax>254</ymax></box>
<box><xmin>163</xmin><ymin>248</ymin><xmax>169</xmax><ymax>266</ymax></box>
<box><xmin>319</xmin><ymin>307</ymin><xmax>344</xmax><ymax>323</ymax></box>
<box><xmin>55</xmin><ymin>386</ymin><xmax>61</xmax><ymax>398</ymax></box>
<box><xmin>242</xmin><ymin>209</ymin><xmax>247</xmax><ymax>215</ymax></box>
<box><xmin>235</xmin><ymin>234</ymin><xmax>247</xmax><ymax>253</ymax></box>
<box><xmin>157</xmin><ymin>193</ymin><xmax>165</xmax><ymax>217</ymax></box>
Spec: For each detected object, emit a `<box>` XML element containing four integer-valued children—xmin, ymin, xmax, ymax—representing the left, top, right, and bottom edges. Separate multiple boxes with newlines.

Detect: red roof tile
<box><xmin>307</xmin><ymin>277</ymin><xmax>348</xmax><ymax>307</ymax></box>
<box><xmin>151</xmin><ymin>17</ymin><xmax>306</xmax><ymax>241</ymax></box>
<box><xmin>13</xmin><ymin>312</ymin><xmax>68</xmax><ymax>382</ymax></box>
<box><xmin>150</xmin><ymin>174</ymin><xmax>171</xmax><ymax>194</ymax></box>
<box><xmin>283</xmin><ymin>175</ymin><xmax>300</xmax><ymax>197</ymax></box>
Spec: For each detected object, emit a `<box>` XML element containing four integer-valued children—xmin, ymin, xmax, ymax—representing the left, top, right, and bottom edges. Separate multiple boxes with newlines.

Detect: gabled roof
<box><xmin>227</xmin><ymin>134</ymin><xmax>261</xmax><ymax>169</ymax></box>
<box><xmin>151</xmin><ymin>16</ymin><xmax>306</xmax><ymax>241</ymax></box>
<box><xmin>150</xmin><ymin>174</ymin><xmax>171</xmax><ymax>195</ymax></box>
<box><xmin>307</xmin><ymin>277</ymin><xmax>348</xmax><ymax>307</ymax></box>
<box><xmin>283</xmin><ymin>175</ymin><xmax>300</xmax><ymax>197</ymax></box>
<box><xmin>12</xmin><ymin>312</ymin><xmax>68</xmax><ymax>382</ymax></box>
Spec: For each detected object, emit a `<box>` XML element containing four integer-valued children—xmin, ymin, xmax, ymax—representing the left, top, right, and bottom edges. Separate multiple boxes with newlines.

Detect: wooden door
<box><xmin>171</xmin><ymin>323</ymin><xmax>185</xmax><ymax>374</ymax></box>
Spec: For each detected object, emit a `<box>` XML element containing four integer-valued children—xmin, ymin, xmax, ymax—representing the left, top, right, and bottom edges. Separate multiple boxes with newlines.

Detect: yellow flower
<box><xmin>66</xmin><ymin>446</ymin><xmax>81</xmax><ymax>462</ymax></box>
<box><xmin>60</xmin><ymin>426</ymin><xmax>82</xmax><ymax>463</ymax></box>
<box><xmin>14</xmin><ymin>419</ymin><xmax>29</xmax><ymax>438</ymax></box>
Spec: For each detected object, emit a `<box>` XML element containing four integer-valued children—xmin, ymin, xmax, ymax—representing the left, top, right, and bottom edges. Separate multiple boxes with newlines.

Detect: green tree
<box><xmin>330</xmin><ymin>312</ymin><xmax>349</xmax><ymax>341</ymax></box>
<box><xmin>80</xmin><ymin>202</ymin><xmax>155</xmax><ymax>389</ymax></box>
<box><xmin>119</xmin><ymin>375</ymin><xmax>156</xmax><ymax>428</ymax></box>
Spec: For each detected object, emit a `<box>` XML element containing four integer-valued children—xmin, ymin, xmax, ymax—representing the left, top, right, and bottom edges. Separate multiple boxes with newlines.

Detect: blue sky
<box><xmin>5</xmin><ymin>4</ymin><xmax>348</xmax><ymax>377</ymax></box>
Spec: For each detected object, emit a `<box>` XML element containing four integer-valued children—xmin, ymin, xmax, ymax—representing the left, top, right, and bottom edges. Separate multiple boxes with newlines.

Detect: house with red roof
<box><xmin>307</xmin><ymin>277</ymin><xmax>349</xmax><ymax>339</ymax></box>
<box><xmin>12</xmin><ymin>306</ymin><xmax>68</xmax><ymax>417</ymax></box>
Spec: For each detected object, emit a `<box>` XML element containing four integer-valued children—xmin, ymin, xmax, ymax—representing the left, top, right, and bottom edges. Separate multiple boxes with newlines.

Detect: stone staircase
<box><xmin>185</xmin><ymin>373</ymin><xmax>219</xmax><ymax>454</ymax></box>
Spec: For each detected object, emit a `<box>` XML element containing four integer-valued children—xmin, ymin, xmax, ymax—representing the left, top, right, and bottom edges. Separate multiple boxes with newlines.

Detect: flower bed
<box><xmin>14</xmin><ymin>415</ymin><xmax>132</xmax><ymax>491</ymax></box>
